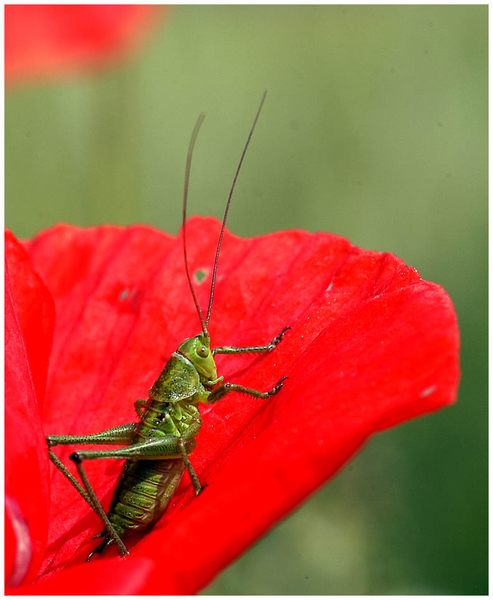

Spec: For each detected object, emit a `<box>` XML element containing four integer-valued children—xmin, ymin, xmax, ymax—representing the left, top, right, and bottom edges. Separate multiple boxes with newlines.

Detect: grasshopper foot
<box><xmin>70</xmin><ymin>451</ymin><xmax>82</xmax><ymax>463</ymax></box>
<box><xmin>268</xmin><ymin>376</ymin><xmax>288</xmax><ymax>396</ymax></box>
<box><xmin>86</xmin><ymin>537</ymin><xmax>129</xmax><ymax>561</ymax></box>
<box><xmin>86</xmin><ymin>538</ymin><xmax>111</xmax><ymax>562</ymax></box>
<box><xmin>195</xmin><ymin>482</ymin><xmax>208</xmax><ymax>497</ymax></box>
<box><xmin>269</xmin><ymin>326</ymin><xmax>291</xmax><ymax>350</ymax></box>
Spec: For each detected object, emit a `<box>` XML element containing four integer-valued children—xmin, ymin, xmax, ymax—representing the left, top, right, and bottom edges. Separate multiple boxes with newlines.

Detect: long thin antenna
<box><xmin>182</xmin><ymin>112</ymin><xmax>209</xmax><ymax>338</ymax></box>
<box><xmin>205</xmin><ymin>90</ymin><xmax>267</xmax><ymax>326</ymax></box>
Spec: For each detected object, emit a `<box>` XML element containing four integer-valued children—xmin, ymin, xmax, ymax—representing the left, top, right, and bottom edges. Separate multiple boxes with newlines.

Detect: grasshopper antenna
<box><xmin>205</xmin><ymin>90</ymin><xmax>267</xmax><ymax>327</ymax></box>
<box><xmin>182</xmin><ymin>112</ymin><xmax>209</xmax><ymax>338</ymax></box>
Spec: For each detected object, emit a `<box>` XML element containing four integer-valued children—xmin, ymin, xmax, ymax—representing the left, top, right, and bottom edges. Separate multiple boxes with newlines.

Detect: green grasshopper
<box><xmin>46</xmin><ymin>91</ymin><xmax>289</xmax><ymax>560</ymax></box>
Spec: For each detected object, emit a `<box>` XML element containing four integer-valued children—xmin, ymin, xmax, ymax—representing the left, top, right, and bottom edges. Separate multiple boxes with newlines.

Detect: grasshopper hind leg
<box><xmin>86</xmin><ymin>535</ymin><xmax>113</xmax><ymax>562</ymax></box>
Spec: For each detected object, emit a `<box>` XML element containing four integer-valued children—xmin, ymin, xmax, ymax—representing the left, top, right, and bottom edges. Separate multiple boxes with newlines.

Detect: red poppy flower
<box><xmin>5</xmin><ymin>219</ymin><xmax>459</xmax><ymax>594</ymax></box>
<box><xmin>5</xmin><ymin>5</ymin><xmax>162</xmax><ymax>83</ymax></box>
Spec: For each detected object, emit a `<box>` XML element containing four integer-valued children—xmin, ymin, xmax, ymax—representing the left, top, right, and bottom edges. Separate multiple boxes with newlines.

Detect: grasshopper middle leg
<box><xmin>208</xmin><ymin>376</ymin><xmax>287</xmax><ymax>404</ymax></box>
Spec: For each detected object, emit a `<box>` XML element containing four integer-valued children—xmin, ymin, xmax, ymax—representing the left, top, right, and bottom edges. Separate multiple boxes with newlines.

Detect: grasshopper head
<box><xmin>178</xmin><ymin>334</ymin><xmax>218</xmax><ymax>383</ymax></box>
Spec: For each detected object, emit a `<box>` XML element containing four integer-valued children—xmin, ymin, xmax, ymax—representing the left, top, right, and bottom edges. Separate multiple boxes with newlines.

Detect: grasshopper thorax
<box><xmin>177</xmin><ymin>334</ymin><xmax>218</xmax><ymax>384</ymax></box>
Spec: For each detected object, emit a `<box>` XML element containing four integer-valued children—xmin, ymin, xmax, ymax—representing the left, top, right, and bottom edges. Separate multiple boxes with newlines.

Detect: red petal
<box><xmin>10</xmin><ymin>219</ymin><xmax>459</xmax><ymax>593</ymax></box>
<box><xmin>5</xmin><ymin>5</ymin><xmax>161</xmax><ymax>83</ymax></box>
<box><xmin>5</xmin><ymin>235</ymin><xmax>54</xmax><ymax>585</ymax></box>
<box><xmin>7</xmin><ymin>556</ymin><xmax>154</xmax><ymax>595</ymax></box>
<box><xmin>5</xmin><ymin>231</ymin><xmax>55</xmax><ymax>408</ymax></box>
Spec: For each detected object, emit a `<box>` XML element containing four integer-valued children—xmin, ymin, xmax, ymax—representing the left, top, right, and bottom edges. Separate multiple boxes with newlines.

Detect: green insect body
<box><xmin>101</xmin><ymin>338</ymin><xmax>219</xmax><ymax>540</ymax></box>
<box><xmin>46</xmin><ymin>91</ymin><xmax>289</xmax><ymax>560</ymax></box>
<box><xmin>102</xmin><ymin>348</ymin><xmax>209</xmax><ymax>544</ymax></box>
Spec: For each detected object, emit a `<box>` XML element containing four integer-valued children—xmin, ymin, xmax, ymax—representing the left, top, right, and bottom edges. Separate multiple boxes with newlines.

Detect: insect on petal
<box><xmin>6</xmin><ymin>220</ymin><xmax>459</xmax><ymax>593</ymax></box>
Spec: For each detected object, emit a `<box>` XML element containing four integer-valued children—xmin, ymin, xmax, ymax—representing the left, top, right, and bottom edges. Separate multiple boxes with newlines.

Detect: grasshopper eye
<box><xmin>197</xmin><ymin>346</ymin><xmax>209</xmax><ymax>358</ymax></box>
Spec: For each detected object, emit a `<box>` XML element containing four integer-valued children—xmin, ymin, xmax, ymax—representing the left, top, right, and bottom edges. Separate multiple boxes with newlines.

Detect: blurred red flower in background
<box><xmin>5</xmin><ymin>220</ymin><xmax>459</xmax><ymax>594</ymax></box>
<box><xmin>5</xmin><ymin>5</ymin><xmax>162</xmax><ymax>83</ymax></box>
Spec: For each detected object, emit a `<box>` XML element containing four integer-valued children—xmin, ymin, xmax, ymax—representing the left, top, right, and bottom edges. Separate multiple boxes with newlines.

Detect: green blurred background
<box><xmin>6</xmin><ymin>5</ymin><xmax>487</xmax><ymax>594</ymax></box>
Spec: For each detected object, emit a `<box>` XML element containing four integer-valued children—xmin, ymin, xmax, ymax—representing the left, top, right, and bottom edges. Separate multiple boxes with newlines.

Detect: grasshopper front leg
<box><xmin>212</xmin><ymin>326</ymin><xmax>290</xmax><ymax>355</ymax></box>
